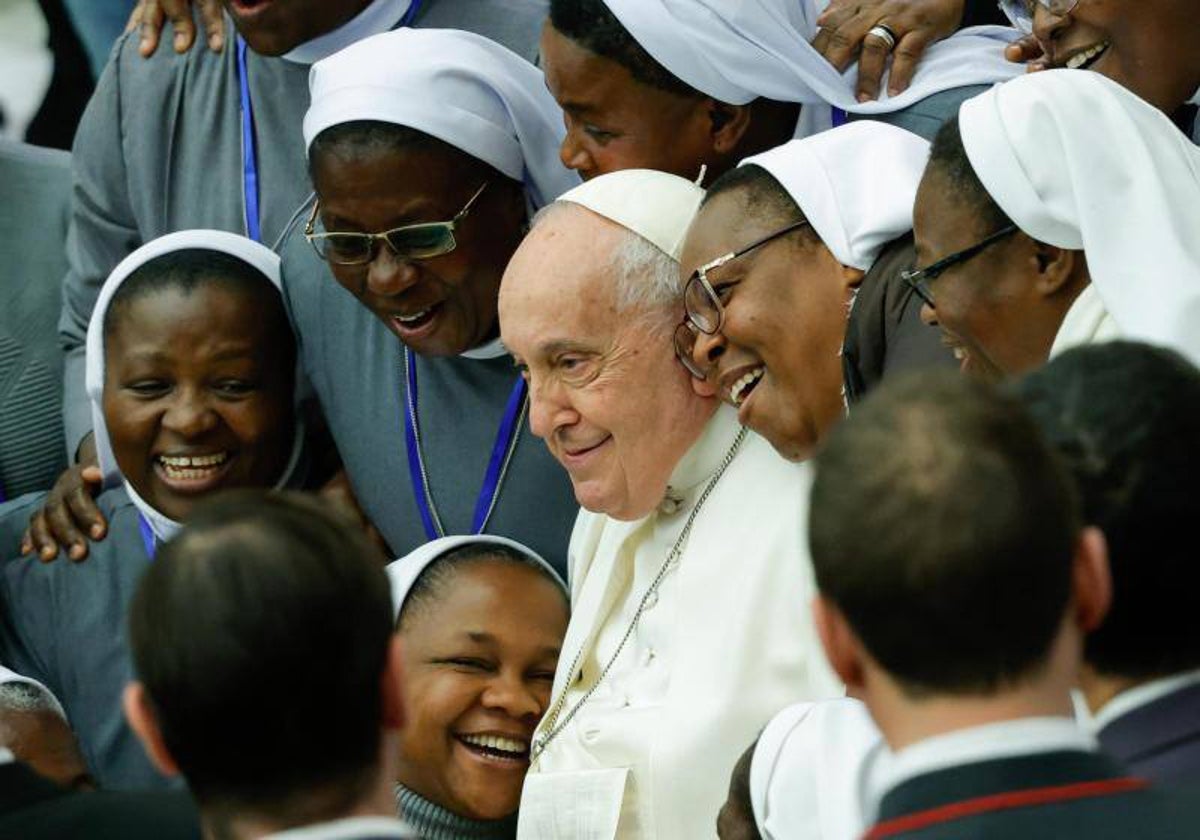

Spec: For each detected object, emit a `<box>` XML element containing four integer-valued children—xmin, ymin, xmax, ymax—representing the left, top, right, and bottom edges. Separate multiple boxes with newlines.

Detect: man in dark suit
<box><xmin>808</xmin><ymin>371</ymin><xmax>1200</xmax><ymax>839</ymax></box>
<box><xmin>1019</xmin><ymin>342</ymin><xmax>1200</xmax><ymax>785</ymax></box>
<box><xmin>122</xmin><ymin>490</ymin><xmax>413</xmax><ymax>840</ymax></box>
<box><xmin>0</xmin><ymin>751</ymin><xmax>198</xmax><ymax>840</ymax></box>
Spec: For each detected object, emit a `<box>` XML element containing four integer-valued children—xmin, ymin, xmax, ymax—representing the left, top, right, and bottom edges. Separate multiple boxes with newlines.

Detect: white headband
<box><xmin>555</xmin><ymin>168</ymin><xmax>705</xmax><ymax>261</ymax></box>
<box><xmin>387</xmin><ymin>535</ymin><xmax>567</xmax><ymax>621</ymax></box>
<box><xmin>600</xmin><ymin>0</ymin><xmax>1019</xmax><ymax>117</ymax></box>
<box><xmin>84</xmin><ymin>230</ymin><xmax>302</xmax><ymax>543</ymax></box>
<box><xmin>960</xmin><ymin>70</ymin><xmax>1200</xmax><ymax>367</ymax></box>
<box><xmin>740</xmin><ymin>122</ymin><xmax>929</xmax><ymax>270</ymax></box>
<box><xmin>304</xmin><ymin>28</ymin><xmax>581</xmax><ymax>212</ymax></box>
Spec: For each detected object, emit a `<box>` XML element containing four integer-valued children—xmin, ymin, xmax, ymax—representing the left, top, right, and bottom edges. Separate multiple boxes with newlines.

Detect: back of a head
<box><xmin>127</xmin><ymin>490</ymin><xmax>393</xmax><ymax>815</ymax></box>
<box><xmin>810</xmin><ymin>372</ymin><xmax>1079</xmax><ymax>696</ymax></box>
<box><xmin>1017</xmin><ymin>341</ymin><xmax>1200</xmax><ymax>680</ymax></box>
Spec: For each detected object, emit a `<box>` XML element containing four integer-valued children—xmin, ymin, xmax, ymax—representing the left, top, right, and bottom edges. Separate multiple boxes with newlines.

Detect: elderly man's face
<box><xmin>500</xmin><ymin>206</ymin><xmax>716</xmax><ymax>521</ymax></box>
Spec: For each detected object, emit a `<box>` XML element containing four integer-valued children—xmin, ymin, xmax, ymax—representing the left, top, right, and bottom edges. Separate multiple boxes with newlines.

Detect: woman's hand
<box><xmin>126</xmin><ymin>0</ymin><xmax>226</xmax><ymax>58</ymax></box>
<box><xmin>21</xmin><ymin>435</ymin><xmax>107</xmax><ymax>563</ymax></box>
<box><xmin>1005</xmin><ymin>34</ymin><xmax>1049</xmax><ymax>72</ymax></box>
<box><xmin>812</xmin><ymin>0</ymin><xmax>966</xmax><ymax>101</ymax></box>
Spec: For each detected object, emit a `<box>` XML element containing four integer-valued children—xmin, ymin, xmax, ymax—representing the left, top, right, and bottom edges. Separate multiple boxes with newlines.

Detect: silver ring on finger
<box><xmin>865</xmin><ymin>22</ymin><xmax>898</xmax><ymax>53</ymax></box>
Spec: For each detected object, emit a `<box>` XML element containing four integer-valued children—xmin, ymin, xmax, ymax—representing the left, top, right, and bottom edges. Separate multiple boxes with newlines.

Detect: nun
<box><xmin>385</xmin><ymin>535</ymin><xmax>570</xmax><ymax>838</ymax></box>
<box><xmin>679</xmin><ymin>121</ymin><xmax>950</xmax><ymax>462</ymax></box>
<box><xmin>34</xmin><ymin>0</ymin><xmax>550</xmax><ymax>562</ymax></box>
<box><xmin>282</xmin><ymin>28</ymin><xmax>581</xmax><ymax>573</ymax></box>
<box><xmin>540</xmin><ymin>0</ymin><xmax>1021</xmax><ymax>183</ymax></box>
<box><xmin>0</xmin><ymin>230</ymin><xmax>304</xmax><ymax>790</ymax></box>
<box><xmin>910</xmin><ymin>70</ymin><xmax>1200</xmax><ymax>380</ymax></box>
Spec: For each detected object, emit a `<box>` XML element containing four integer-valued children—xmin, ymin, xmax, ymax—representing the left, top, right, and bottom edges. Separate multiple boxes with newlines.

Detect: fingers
<box><xmin>819</xmin><ymin>10</ymin><xmax>880</xmax><ymax>73</ymax></box>
<box><xmin>199</xmin><ymin>0</ymin><xmax>225</xmax><ymax>52</ymax></box>
<box><xmin>886</xmin><ymin>30</ymin><xmax>933</xmax><ymax>96</ymax></box>
<box><xmin>1004</xmin><ymin>35</ymin><xmax>1044</xmax><ymax>64</ymax></box>
<box><xmin>135</xmin><ymin>0</ymin><xmax>166</xmax><ymax>57</ymax></box>
<box><xmin>855</xmin><ymin>29</ymin><xmax>893</xmax><ymax>102</ymax></box>
<box><xmin>25</xmin><ymin>512</ymin><xmax>58</xmax><ymax>562</ymax></box>
<box><xmin>24</xmin><ymin>465</ymin><xmax>108</xmax><ymax>563</ymax></box>
<box><xmin>161</xmin><ymin>0</ymin><xmax>199</xmax><ymax>54</ymax></box>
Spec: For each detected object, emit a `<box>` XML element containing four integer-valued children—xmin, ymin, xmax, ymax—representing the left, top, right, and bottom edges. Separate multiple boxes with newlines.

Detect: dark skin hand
<box><xmin>21</xmin><ymin>433</ymin><xmax>106</xmax><ymax>562</ymax></box>
<box><xmin>811</xmin><ymin>0</ymin><xmax>965</xmax><ymax>101</ymax></box>
<box><xmin>126</xmin><ymin>0</ymin><xmax>226</xmax><ymax>57</ymax></box>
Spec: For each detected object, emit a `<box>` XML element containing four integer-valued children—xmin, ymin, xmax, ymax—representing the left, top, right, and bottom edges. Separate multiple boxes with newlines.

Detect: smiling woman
<box><xmin>0</xmin><ymin>230</ymin><xmax>305</xmax><ymax>790</ymax></box>
<box><xmin>385</xmin><ymin>535</ymin><xmax>570</xmax><ymax>837</ymax></box>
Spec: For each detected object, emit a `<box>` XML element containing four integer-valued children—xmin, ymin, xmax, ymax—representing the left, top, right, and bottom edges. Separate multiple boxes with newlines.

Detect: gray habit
<box><xmin>59</xmin><ymin>1</ymin><xmax>549</xmax><ymax>458</ymax></box>
<box><xmin>0</xmin><ymin>488</ymin><xmax>169</xmax><ymax>791</ymax></box>
<box><xmin>280</xmin><ymin>233</ymin><xmax>578</xmax><ymax>576</ymax></box>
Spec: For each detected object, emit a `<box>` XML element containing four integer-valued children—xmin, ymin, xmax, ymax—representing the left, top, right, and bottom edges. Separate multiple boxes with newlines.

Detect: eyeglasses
<box><xmin>673</xmin><ymin>220</ymin><xmax>810</xmax><ymax>380</ymax></box>
<box><xmin>997</xmin><ymin>0</ymin><xmax>1080</xmax><ymax>34</ymax></box>
<box><xmin>304</xmin><ymin>182</ymin><xmax>489</xmax><ymax>266</ymax></box>
<box><xmin>901</xmin><ymin>224</ymin><xmax>1020</xmax><ymax>309</ymax></box>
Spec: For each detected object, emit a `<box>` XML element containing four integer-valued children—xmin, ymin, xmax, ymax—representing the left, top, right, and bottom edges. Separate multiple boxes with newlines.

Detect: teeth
<box><xmin>729</xmin><ymin>368</ymin><xmax>765</xmax><ymax>407</ymax></box>
<box><xmin>1066</xmin><ymin>42</ymin><xmax>1108</xmax><ymax>70</ymax></box>
<box><xmin>460</xmin><ymin>734</ymin><xmax>529</xmax><ymax>755</ymax></box>
<box><xmin>393</xmin><ymin>309</ymin><xmax>431</xmax><ymax>324</ymax></box>
<box><xmin>158</xmin><ymin>453</ymin><xmax>228</xmax><ymax>468</ymax></box>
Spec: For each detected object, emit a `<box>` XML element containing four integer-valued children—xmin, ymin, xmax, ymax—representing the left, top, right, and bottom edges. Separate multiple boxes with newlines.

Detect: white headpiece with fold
<box><xmin>600</xmin><ymin>0</ymin><xmax>1019</xmax><ymax>128</ymax></box>
<box><xmin>387</xmin><ymin>535</ymin><xmax>567</xmax><ymax>621</ymax></box>
<box><xmin>555</xmin><ymin>168</ymin><xmax>706</xmax><ymax>261</ymax></box>
<box><xmin>740</xmin><ymin>121</ymin><xmax>929</xmax><ymax>270</ymax></box>
<box><xmin>960</xmin><ymin>70</ymin><xmax>1200</xmax><ymax>367</ymax></box>
<box><xmin>304</xmin><ymin>28</ymin><xmax>581</xmax><ymax>212</ymax></box>
<box><xmin>85</xmin><ymin>230</ymin><xmax>304</xmax><ymax>544</ymax></box>
<box><xmin>0</xmin><ymin>665</ymin><xmax>67</xmax><ymax>721</ymax></box>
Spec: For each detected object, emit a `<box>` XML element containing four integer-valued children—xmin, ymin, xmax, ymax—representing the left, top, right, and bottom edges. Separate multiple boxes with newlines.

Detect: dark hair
<box><xmin>809</xmin><ymin>371</ymin><xmax>1080</xmax><ymax>697</ymax></box>
<box><xmin>308</xmin><ymin>120</ymin><xmax>519</xmax><ymax>197</ymax></box>
<box><xmin>103</xmin><ymin>248</ymin><xmax>295</xmax><ymax>370</ymax></box>
<box><xmin>127</xmin><ymin>490</ymin><xmax>393</xmax><ymax>822</ymax></box>
<box><xmin>397</xmin><ymin>542</ymin><xmax>567</xmax><ymax>631</ymax></box>
<box><xmin>1016</xmin><ymin>341</ymin><xmax>1200</xmax><ymax>680</ymax></box>
<box><xmin>928</xmin><ymin>115</ymin><xmax>1014</xmax><ymax>235</ymax></box>
<box><xmin>702</xmin><ymin>163</ymin><xmax>808</xmax><ymax>232</ymax></box>
<box><xmin>549</xmin><ymin>0</ymin><xmax>700</xmax><ymax>98</ymax></box>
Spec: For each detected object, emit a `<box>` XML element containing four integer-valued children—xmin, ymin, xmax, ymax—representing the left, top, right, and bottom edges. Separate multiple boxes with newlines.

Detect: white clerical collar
<box><xmin>870</xmin><ymin>716</ymin><xmax>1096</xmax><ymax>812</ymax></box>
<box><xmin>1049</xmin><ymin>284</ymin><xmax>1120</xmax><ymax>361</ymax></box>
<box><xmin>283</xmin><ymin>0</ymin><xmax>414</xmax><ymax>65</ymax></box>
<box><xmin>1090</xmin><ymin>668</ymin><xmax>1200</xmax><ymax>734</ymax></box>
<box><xmin>0</xmin><ymin>748</ymin><xmax>14</xmax><ymax>767</ymax></box>
<box><xmin>262</xmin><ymin>815</ymin><xmax>415</xmax><ymax>839</ymax></box>
<box><xmin>663</xmin><ymin>402</ymin><xmax>739</xmax><ymax>499</ymax></box>
<box><xmin>459</xmin><ymin>335</ymin><xmax>509</xmax><ymax>360</ymax></box>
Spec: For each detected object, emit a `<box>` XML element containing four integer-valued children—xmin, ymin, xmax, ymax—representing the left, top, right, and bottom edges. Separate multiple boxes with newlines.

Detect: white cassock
<box><xmin>959</xmin><ymin>70</ymin><xmax>1200</xmax><ymax>368</ymax></box>
<box><xmin>517</xmin><ymin>405</ymin><xmax>843</xmax><ymax>840</ymax></box>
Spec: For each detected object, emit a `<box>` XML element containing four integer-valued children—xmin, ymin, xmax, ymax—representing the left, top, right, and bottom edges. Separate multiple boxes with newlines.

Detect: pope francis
<box><xmin>499</xmin><ymin>169</ymin><xmax>843</xmax><ymax>840</ymax></box>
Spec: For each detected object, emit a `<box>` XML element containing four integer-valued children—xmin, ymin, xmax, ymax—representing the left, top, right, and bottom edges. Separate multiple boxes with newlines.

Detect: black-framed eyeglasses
<box><xmin>304</xmin><ymin>182</ymin><xmax>489</xmax><ymax>266</ymax></box>
<box><xmin>997</xmin><ymin>0</ymin><xmax>1080</xmax><ymax>35</ymax></box>
<box><xmin>901</xmin><ymin>224</ymin><xmax>1020</xmax><ymax>309</ymax></box>
<box><xmin>673</xmin><ymin>219</ymin><xmax>810</xmax><ymax>380</ymax></box>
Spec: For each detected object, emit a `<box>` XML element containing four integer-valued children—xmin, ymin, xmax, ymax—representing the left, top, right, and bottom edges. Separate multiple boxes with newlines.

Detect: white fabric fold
<box><xmin>85</xmin><ymin>230</ymin><xmax>303</xmax><ymax>543</ymax></box>
<box><xmin>960</xmin><ymin>70</ymin><xmax>1200</xmax><ymax>367</ymax></box>
<box><xmin>601</xmin><ymin>0</ymin><xmax>1020</xmax><ymax>116</ymax></box>
<box><xmin>740</xmin><ymin>122</ymin><xmax>929</xmax><ymax>270</ymax></box>
<box><xmin>556</xmin><ymin>169</ymin><xmax>705</xmax><ymax>260</ymax></box>
<box><xmin>386</xmin><ymin>535</ymin><xmax>567</xmax><ymax>620</ymax></box>
<box><xmin>282</xmin><ymin>0</ymin><xmax>414</xmax><ymax>65</ymax></box>
<box><xmin>304</xmin><ymin>28</ymin><xmax>581</xmax><ymax>212</ymax></box>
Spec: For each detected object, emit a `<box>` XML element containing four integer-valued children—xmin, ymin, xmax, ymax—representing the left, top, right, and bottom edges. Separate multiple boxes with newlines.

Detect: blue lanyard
<box><xmin>138</xmin><ymin>513</ymin><xmax>157</xmax><ymax>560</ymax></box>
<box><xmin>399</xmin><ymin>0</ymin><xmax>425</xmax><ymax>26</ymax></box>
<box><xmin>402</xmin><ymin>349</ymin><xmax>527</xmax><ymax>541</ymax></box>
<box><xmin>831</xmin><ymin>107</ymin><xmax>849</xmax><ymax>128</ymax></box>
<box><xmin>236</xmin><ymin>35</ymin><xmax>262</xmax><ymax>243</ymax></box>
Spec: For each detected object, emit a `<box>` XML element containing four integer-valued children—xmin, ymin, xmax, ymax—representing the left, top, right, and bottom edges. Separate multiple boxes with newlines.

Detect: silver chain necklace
<box><xmin>530</xmin><ymin>426</ymin><xmax>749</xmax><ymax>764</ymax></box>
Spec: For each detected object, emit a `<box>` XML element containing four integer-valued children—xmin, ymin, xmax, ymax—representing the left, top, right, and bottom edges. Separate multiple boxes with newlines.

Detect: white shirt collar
<box><xmin>1090</xmin><ymin>668</ymin><xmax>1200</xmax><ymax>733</ymax></box>
<box><xmin>663</xmin><ymin>403</ymin><xmax>739</xmax><ymax>499</ymax></box>
<box><xmin>283</xmin><ymin>0</ymin><xmax>414</xmax><ymax>65</ymax></box>
<box><xmin>0</xmin><ymin>748</ymin><xmax>14</xmax><ymax>767</ymax></box>
<box><xmin>262</xmin><ymin>816</ymin><xmax>414</xmax><ymax>840</ymax></box>
<box><xmin>869</xmin><ymin>716</ymin><xmax>1096</xmax><ymax>813</ymax></box>
<box><xmin>459</xmin><ymin>335</ymin><xmax>509</xmax><ymax>360</ymax></box>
